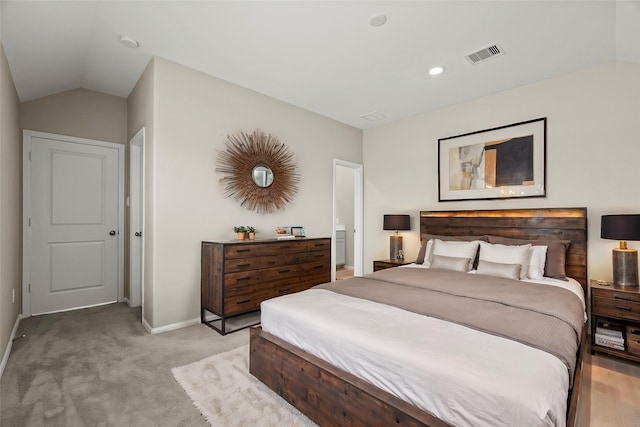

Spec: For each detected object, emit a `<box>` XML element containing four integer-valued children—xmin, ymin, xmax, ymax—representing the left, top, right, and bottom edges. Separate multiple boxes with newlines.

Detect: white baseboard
<box><xmin>142</xmin><ymin>316</ymin><xmax>201</xmax><ymax>334</ymax></box>
<box><xmin>0</xmin><ymin>314</ymin><xmax>22</xmax><ymax>380</ymax></box>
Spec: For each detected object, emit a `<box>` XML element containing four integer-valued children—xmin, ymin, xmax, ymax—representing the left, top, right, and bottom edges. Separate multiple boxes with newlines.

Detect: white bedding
<box><xmin>260</xmin><ymin>270</ymin><xmax>585</xmax><ymax>427</ymax></box>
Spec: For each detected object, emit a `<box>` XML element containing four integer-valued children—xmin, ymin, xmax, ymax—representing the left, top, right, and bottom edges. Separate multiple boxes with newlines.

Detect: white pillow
<box><xmin>430</xmin><ymin>255</ymin><xmax>472</xmax><ymax>272</ymax></box>
<box><xmin>478</xmin><ymin>241</ymin><xmax>531</xmax><ymax>279</ymax></box>
<box><xmin>476</xmin><ymin>259</ymin><xmax>521</xmax><ymax>280</ymax></box>
<box><xmin>432</xmin><ymin>239</ymin><xmax>480</xmax><ymax>272</ymax></box>
<box><xmin>422</xmin><ymin>239</ymin><xmax>435</xmax><ymax>267</ymax></box>
<box><xmin>528</xmin><ymin>245</ymin><xmax>548</xmax><ymax>280</ymax></box>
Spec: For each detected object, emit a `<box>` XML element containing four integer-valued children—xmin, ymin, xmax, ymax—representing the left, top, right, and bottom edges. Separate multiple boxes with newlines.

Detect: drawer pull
<box><xmin>236</xmin><ymin>249</ymin><xmax>251</xmax><ymax>253</ymax></box>
<box><xmin>615</xmin><ymin>305</ymin><xmax>632</xmax><ymax>311</ymax></box>
<box><xmin>236</xmin><ymin>263</ymin><xmax>250</xmax><ymax>268</ymax></box>
<box><xmin>236</xmin><ymin>277</ymin><xmax>251</xmax><ymax>281</ymax></box>
<box><xmin>314</xmin><ymin>265</ymin><xmax>324</xmax><ymax>269</ymax></box>
<box><xmin>614</xmin><ymin>295</ymin><xmax>635</xmax><ymax>302</ymax></box>
<box><xmin>278</xmin><ymin>288</ymin><xmax>291</xmax><ymax>293</ymax></box>
<box><xmin>313</xmin><ymin>254</ymin><xmax>323</xmax><ymax>258</ymax></box>
<box><xmin>314</xmin><ymin>243</ymin><xmax>324</xmax><ymax>247</ymax></box>
<box><xmin>630</xmin><ymin>329</ymin><xmax>640</xmax><ymax>334</ymax></box>
<box><xmin>281</xmin><ymin>245</ymin><xmax>292</xmax><ymax>249</ymax></box>
<box><xmin>278</xmin><ymin>269</ymin><xmax>291</xmax><ymax>274</ymax></box>
<box><xmin>236</xmin><ymin>299</ymin><xmax>250</xmax><ymax>304</ymax></box>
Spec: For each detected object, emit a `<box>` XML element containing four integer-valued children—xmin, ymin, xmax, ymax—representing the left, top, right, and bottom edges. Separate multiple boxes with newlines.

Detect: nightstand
<box><xmin>591</xmin><ymin>279</ymin><xmax>640</xmax><ymax>363</ymax></box>
<box><xmin>373</xmin><ymin>259</ymin><xmax>413</xmax><ymax>272</ymax></box>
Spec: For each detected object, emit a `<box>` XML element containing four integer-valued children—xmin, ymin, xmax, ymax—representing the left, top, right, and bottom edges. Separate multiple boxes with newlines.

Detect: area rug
<box><xmin>172</xmin><ymin>345</ymin><xmax>317</xmax><ymax>426</ymax></box>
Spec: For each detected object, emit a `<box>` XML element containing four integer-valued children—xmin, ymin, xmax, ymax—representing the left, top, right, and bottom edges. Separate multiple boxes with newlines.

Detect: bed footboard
<box><xmin>249</xmin><ymin>326</ymin><xmax>451</xmax><ymax>427</ymax></box>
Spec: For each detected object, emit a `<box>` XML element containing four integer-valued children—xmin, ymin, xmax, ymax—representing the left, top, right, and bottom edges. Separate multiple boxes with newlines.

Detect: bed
<box><xmin>249</xmin><ymin>208</ymin><xmax>588</xmax><ymax>427</ymax></box>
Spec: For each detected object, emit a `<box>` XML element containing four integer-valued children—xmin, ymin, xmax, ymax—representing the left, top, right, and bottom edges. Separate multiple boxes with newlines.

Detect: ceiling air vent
<box><xmin>465</xmin><ymin>44</ymin><xmax>505</xmax><ymax>65</ymax></box>
<box><xmin>361</xmin><ymin>111</ymin><xmax>386</xmax><ymax>122</ymax></box>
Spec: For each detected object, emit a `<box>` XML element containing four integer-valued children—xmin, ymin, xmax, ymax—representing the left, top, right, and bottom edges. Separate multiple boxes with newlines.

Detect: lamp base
<box><xmin>613</xmin><ymin>248</ymin><xmax>639</xmax><ymax>287</ymax></box>
<box><xmin>390</xmin><ymin>235</ymin><xmax>403</xmax><ymax>260</ymax></box>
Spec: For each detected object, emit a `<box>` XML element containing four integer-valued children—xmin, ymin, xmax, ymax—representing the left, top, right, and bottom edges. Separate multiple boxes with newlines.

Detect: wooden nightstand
<box><xmin>591</xmin><ymin>279</ymin><xmax>640</xmax><ymax>362</ymax></box>
<box><xmin>373</xmin><ymin>259</ymin><xmax>413</xmax><ymax>272</ymax></box>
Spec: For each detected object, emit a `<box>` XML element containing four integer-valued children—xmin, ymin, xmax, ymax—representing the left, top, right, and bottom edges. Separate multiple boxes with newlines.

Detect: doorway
<box><xmin>129</xmin><ymin>128</ymin><xmax>145</xmax><ymax>309</ymax></box>
<box><xmin>22</xmin><ymin>130</ymin><xmax>125</xmax><ymax>316</ymax></box>
<box><xmin>332</xmin><ymin>160</ymin><xmax>363</xmax><ymax>280</ymax></box>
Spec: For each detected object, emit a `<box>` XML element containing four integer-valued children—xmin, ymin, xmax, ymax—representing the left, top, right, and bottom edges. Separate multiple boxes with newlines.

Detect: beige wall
<box><xmin>127</xmin><ymin>58</ymin><xmax>156</xmax><ymax>326</ymax></box>
<box><xmin>363</xmin><ymin>61</ymin><xmax>640</xmax><ymax>281</ymax></box>
<box><xmin>148</xmin><ymin>57</ymin><xmax>362</xmax><ymax>328</ymax></box>
<box><xmin>0</xmin><ymin>42</ymin><xmax>22</xmax><ymax>373</ymax></box>
<box><xmin>20</xmin><ymin>88</ymin><xmax>127</xmax><ymax>145</ymax></box>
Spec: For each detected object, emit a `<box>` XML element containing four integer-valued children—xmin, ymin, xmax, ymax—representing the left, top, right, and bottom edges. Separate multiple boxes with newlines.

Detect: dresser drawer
<box><xmin>224</xmin><ymin>260</ymin><xmax>329</xmax><ymax>288</ymax></box>
<box><xmin>224</xmin><ymin>241</ymin><xmax>307</xmax><ymax>259</ymax></box>
<box><xmin>224</xmin><ymin>290</ymin><xmax>268</xmax><ymax>315</ymax></box>
<box><xmin>306</xmin><ymin>250</ymin><xmax>330</xmax><ymax>263</ymax></box>
<box><xmin>592</xmin><ymin>287</ymin><xmax>640</xmax><ymax>303</ymax></box>
<box><xmin>225</xmin><ymin>252</ymin><xmax>309</xmax><ymax>273</ymax></box>
<box><xmin>304</xmin><ymin>239</ymin><xmax>331</xmax><ymax>252</ymax></box>
<box><xmin>593</xmin><ymin>296</ymin><xmax>640</xmax><ymax>322</ymax></box>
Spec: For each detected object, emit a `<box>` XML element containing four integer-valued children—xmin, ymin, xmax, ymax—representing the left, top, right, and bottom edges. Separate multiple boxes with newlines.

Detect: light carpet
<box><xmin>172</xmin><ymin>345</ymin><xmax>317</xmax><ymax>427</ymax></box>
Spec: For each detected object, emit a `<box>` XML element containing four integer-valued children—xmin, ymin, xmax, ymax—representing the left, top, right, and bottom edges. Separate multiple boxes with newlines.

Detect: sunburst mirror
<box><xmin>216</xmin><ymin>130</ymin><xmax>300</xmax><ymax>214</ymax></box>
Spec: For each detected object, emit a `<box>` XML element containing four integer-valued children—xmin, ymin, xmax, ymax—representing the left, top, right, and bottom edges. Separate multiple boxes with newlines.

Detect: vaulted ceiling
<box><xmin>1</xmin><ymin>1</ymin><xmax>638</xmax><ymax>129</ymax></box>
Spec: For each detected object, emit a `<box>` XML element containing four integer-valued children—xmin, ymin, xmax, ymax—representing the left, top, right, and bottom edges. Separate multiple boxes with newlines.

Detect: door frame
<box><xmin>128</xmin><ymin>128</ymin><xmax>145</xmax><ymax>310</ymax></box>
<box><xmin>332</xmin><ymin>159</ymin><xmax>364</xmax><ymax>280</ymax></box>
<box><xmin>22</xmin><ymin>130</ymin><xmax>125</xmax><ymax>317</ymax></box>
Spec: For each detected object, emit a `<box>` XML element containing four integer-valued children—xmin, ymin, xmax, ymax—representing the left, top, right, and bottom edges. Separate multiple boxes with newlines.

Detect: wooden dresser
<box><xmin>201</xmin><ymin>237</ymin><xmax>331</xmax><ymax>334</ymax></box>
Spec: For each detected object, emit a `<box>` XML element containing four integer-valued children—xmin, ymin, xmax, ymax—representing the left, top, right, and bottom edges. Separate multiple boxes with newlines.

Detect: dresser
<box><xmin>591</xmin><ymin>279</ymin><xmax>640</xmax><ymax>363</ymax></box>
<box><xmin>201</xmin><ymin>237</ymin><xmax>331</xmax><ymax>334</ymax></box>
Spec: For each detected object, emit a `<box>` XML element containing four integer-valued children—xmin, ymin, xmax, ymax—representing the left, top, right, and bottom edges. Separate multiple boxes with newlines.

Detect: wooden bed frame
<box><xmin>250</xmin><ymin>208</ymin><xmax>588</xmax><ymax>427</ymax></box>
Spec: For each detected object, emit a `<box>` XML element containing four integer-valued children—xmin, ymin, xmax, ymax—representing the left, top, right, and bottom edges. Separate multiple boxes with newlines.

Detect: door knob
<box><xmin>135</xmin><ymin>232</ymin><xmax>142</xmax><ymax>237</ymax></box>
<box><xmin>109</xmin><ymin>230</ymin><xmax>116</xmax><ymax>236</ymax></box>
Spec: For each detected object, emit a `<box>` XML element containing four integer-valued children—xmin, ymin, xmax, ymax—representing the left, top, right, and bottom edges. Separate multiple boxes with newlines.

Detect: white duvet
<box><xmin>260</xmin><ymin>271</ymin><xmax>585</xmax><ymax>427</ymax></box>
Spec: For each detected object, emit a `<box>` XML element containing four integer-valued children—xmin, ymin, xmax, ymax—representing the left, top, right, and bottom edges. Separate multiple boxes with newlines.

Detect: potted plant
<box><xmin>247</xmin><ymin>226</ymin><xmax>256</xmax><ymax>240</ymax></box>
<box><xmin>233</xmin><ymin>226</ymin><xmax>247</xmax><ymax>240</ymax></box>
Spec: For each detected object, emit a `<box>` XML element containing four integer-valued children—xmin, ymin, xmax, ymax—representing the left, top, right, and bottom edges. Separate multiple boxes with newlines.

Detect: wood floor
<box><xmin>336</xmin><ymin>266</ymin><xmax>354</xmax><ymax>280</ymax></box>
<box><xmin>578</xmin><ymin>349</ymin><xmax>640</xmax><ymax>426</ymax></box>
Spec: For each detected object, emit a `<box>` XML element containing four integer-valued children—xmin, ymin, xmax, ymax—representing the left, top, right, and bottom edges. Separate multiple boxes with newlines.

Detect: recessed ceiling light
<box><xmin>369</xmin><ymin>14</ymin><xmax>387</xmax><ymax>27</ymax></box>
<box><xmin>428</xmin><ymin>66</ymin><xmax>444</xmax><ymax>76</ymax></box>
<box><xmin>120</xmin><ymin>35</ymin><xmax>139</xmax><ymax>49</ymax></box>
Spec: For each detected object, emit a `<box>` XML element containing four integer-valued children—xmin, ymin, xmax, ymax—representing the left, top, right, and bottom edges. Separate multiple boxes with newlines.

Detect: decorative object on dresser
<box><xmin>201</xmin><ymin>237</ymin><xmax>330</xmax><ymax>334</ymax></box>
<box><xmin>373</xmin><ymin>259</ymin><xmax>413</xmax><ymax>271</ymax></box>
<box><xmin>246</xmin><ymin>226</ymin><xmax>256</xmax><ymax>240</ymax></box>
<box><xmin>233</xmin><ymin>226</ymin><xmax>247</xmax><ymax>240</ymax></box>
<box><xmin>438</xmin><ymin>117</ymin><xmax>546</xmax><ymax>202</ymax></box>
<box><xmin>591</xmin><ymin>279</ymin><xmax>640</xmax><ymax>362</ymax></box>
<box><xmin>216</xmin><ymin>129</ymin><xmax>300</xmax><ymax>214</ymax></box>
<box><xmin>382</xmin><ymin>214</ymin><xmax>411</xmax><ymax>260</ymax></box>
<box><xmin>601</xmin><ymin>214</ymin><xmax>640</xmax><ymax>287</ymax></box>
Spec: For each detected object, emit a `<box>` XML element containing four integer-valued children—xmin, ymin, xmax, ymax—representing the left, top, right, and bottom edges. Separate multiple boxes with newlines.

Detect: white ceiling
<box><xmin>1</xmin><ymin>1</ymin><xmax>639</xmax><ymax>129</ymax></box>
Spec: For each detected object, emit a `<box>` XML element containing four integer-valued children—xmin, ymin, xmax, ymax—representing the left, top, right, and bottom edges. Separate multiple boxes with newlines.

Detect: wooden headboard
<box><xmin>419</xmin><ymin>208</ymin><xmax>588</xmax><ymax>291</ymax></box>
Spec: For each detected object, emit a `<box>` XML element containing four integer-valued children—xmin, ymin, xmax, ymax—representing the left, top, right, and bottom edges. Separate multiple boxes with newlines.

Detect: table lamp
<box><xmin>383</xmin><ymin>214</ymin><xmax>411</xmax><ymax>260</ymax></box>
<box><xmin>601</xmin><ymin>214</ymin><xmax>640</xmax><ymax>287</ymax></box>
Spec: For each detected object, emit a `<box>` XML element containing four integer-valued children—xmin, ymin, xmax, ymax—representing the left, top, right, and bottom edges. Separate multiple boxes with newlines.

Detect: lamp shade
<box><xmin>601</xmin><ymin>215</ymin><xmax>640</xmax><ymax>241</ymax></box>
<box><xmin>383</xmin><ymin>214</ymin><xmax>411</xmax><ymax>231</ymax></box>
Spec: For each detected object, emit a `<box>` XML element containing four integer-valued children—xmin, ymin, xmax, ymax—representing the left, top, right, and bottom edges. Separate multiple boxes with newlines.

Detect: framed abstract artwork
<box><xmin>438</xmin><ymin>118</ymin><xmax>546</xmax><ymax>202</ymax></box>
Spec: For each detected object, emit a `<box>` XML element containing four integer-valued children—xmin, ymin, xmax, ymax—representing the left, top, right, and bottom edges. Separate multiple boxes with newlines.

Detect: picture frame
<box><xmin>438</xmin><ymin>117</ymin><xmax>546</xmax><ymax>202</ymax></box>
<box><xmin>291</xmin><ymin>226</ymin><xmax>305</xmax><ymax>237</ymax></box>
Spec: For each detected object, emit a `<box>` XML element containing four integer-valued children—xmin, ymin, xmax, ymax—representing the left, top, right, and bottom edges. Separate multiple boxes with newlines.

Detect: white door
<box><xmin>26</xmin><ymin>132</ymin><xmax>122</xmax><ymax>315</ymax></box>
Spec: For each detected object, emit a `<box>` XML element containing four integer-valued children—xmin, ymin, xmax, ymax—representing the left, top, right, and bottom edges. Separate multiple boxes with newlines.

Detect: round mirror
<box><xmin>252</xmin><ymin>165</ymin><xmax>274</xmax><ymax>188</ymax></box>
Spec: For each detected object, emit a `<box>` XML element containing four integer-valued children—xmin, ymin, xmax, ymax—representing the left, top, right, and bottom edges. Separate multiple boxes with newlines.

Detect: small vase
<box><xmin>237</xmin><ymin>232</ymin><xmax>246</xmax><ymax>240</ymax></box>
<box><xmin>248</xmin><ymin>232</ymin><xmax>255</xmax><ymax>240</ymax></box>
